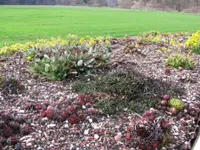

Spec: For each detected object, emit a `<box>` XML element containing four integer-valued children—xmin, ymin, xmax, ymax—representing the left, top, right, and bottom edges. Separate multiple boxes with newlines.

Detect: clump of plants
<box><xmin>0</xmin><ymin>37</ymin><xmax>68</xmax><ymax>56</ymax></box>
<box><xmin>24</xmin><ymin>94</ymin><xmax>99</xmax><ymax>124</ymax></box>
<box><xmin>0</xmin><ymin>111</ymin><xmax>34</xmax><ymax>149</ymax></box>
<box><xmin>165</xmin><ymin>54</ymin><xmax>195</xmax><ymax>69</ymax></box>
<box><xmin>123</xmin><ymin>43</ymin><xmax>146</xmax><ymax>57</ymax></box>
<box><xmin>127</xmin><ymin>110</ymin><xmax>172</xmax><ymax>149</ymax></box>
<box><xmin>25</xmin><ymin>35</ymin><xmax>111</xmax><ymax>80</ymax></box>
<box><xmin>185</xmin><ymin>30</ymin><xmax>200</xmax><ymax>54</ymax></box>
<box><xmin>72</xmin><ymin>70</ymin><xmax>182</xmax><ymax>114</ymax></box>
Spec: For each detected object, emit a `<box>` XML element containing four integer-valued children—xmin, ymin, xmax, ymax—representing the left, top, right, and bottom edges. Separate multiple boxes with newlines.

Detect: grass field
<box><xmin>0</xmin><ymin>6</ymin><xmax>200</xmax><ymax>47</ymax></box>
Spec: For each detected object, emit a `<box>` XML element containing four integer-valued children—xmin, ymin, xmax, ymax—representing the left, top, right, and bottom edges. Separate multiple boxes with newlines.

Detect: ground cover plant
<box><xmin>1</xmin><ymin>6</ymin><xmax>200</xmax><ymax>47</ymax></box>
<box><xmin>0</xmin><ymin>30</ymin><xmax>200</xmax><ymax>149</ymax></box>
<box><xmin>72</xmin><ymin>69</ymin><xmax>184</xmax><ymax>114</ymax></box>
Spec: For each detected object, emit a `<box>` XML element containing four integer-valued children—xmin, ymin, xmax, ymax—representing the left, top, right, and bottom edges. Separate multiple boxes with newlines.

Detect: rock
<box><xmin>89</xmin><ymin>107</ymin><xmax>97</xmax><ymax>114</ymax></box>
<box><xmin>77</xmin><ymin>60</ymin><xmax>84</xmax><ymax>67</ymax></box>
<box><xmin>114</xmin><ymin>132</ymin><xmax>122</xmax><ymax>142</ymax></box>
<box><xmin>161</xmin><ymin>100</ymin><xmax>168</xmax><ymax>106</ymax></box>
<box><xmin>37</xmin><ymin>147</ymin><xmax>45</xmax><ymax>150</ymax></box>
<box><xmin>169</xmin><ymin>107</ymin><xmax>177</xmax><ymax>115</ymax></box>
<box><xmin>63</xmin><ymin>123</ymin><xmax>69</xmax><ymax>128</ymax></box>
<box><xmin>94</xmin><ymin>134</ymin><xmax>99</xmax><ymax>140</ymax></box>
<box><xmin>47</xmin><ymin>124</ymin><xmax>56</xmax><ymax>128</ymax></box>
<box><xmin>84</xmin><ymin>129</ymin><xmax>89</xmax><ymax>135</ymax></box>
<box><xmin>14</xmin><ymin>144</ymin><xmax>21</xmax><ymax>150</ymax></box>
<box><xmin>88</xmin><ymin>118</ymin><xmax>93</xmax><ymax>123</ymax></box>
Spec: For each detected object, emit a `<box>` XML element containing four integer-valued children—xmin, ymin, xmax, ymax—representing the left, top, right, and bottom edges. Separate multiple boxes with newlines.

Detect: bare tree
<box><xmin>1</xmin><ymin>0</ymin><xmax>200</xmax><ymax>13</ymax></box>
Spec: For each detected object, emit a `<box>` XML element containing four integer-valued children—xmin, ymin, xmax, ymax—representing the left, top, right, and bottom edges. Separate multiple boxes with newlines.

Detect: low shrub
<box><xmin>165</xmin><ymin>54</ymin><xmax>195</xmax><ymax>69</ymax></box>
<box><xmin>129</xmin><ymin>112</ymin><xmax>172</xmax><ymax>149</ymax></box>
<box><xmin>185</xmin><ymin>30</ymin><xmax>200</xmax><ymax>54</ymax></box>
<box><xmin>25</xmin><ymin>35</ymin><xmax>111</xmax><ymax>80</ymax></box>
<box><xmin>0</xmin><ymin>37</ymin><xmax>68</xmax><ymax>56</ymax></box>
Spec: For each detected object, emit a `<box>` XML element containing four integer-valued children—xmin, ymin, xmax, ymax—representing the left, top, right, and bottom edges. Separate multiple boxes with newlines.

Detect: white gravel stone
<box><xmin>20</xmin><ymin>135</ymin><xmax>33</xmax><ymax>141</ymax></box>
<box><xmin>47</xmin><ymin>124</ymin><xmax>56</xmax><ymax>128</ymax></box>
<box><xmin>26</xmin><ymin>143</ymin><xmax>32</xmax><ymax>147</ymax></box>
<box><xmin>82</xmin><ymin>105</ymin><xmax>86</xmax><ymax>109</ymax></box>
<box><xmin>63</xmin><ymin>123</ymin><xmax>69</xmax><ymax>128</ymax></box>
<box><xmin>19</xmin><ymin>110</ymin><xmax>25</xmax><ymax>113</ymax></box>
<box><xmin>89</xmin><ymin>118</ymin><xmax>93</xmax><ymax>123</ymax></box>
<box><xmin>94</xmin><ymin>134</ymin><xmax>99</xmax><ymax>139</ymax></box>
<box><xmin>84</xmin><ymin>129</ymin><xmax>89</xmax><ymax>135</ymax></box>
<box><xmin>91</xmin><ymin>123</ymin><xmax>100</xmax><ymax>129</ymax></box>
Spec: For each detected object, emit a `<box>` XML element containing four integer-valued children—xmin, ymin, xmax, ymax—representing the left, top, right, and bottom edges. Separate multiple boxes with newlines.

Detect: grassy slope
<box><xmin>0</xmin><ymin>6</ymin><xmax>200</xmax><ymax>47</ymax></box>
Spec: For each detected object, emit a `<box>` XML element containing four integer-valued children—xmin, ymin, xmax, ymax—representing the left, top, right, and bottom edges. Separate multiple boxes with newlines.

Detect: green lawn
<box><xmin>0</xmin><ymin>6</ymin><xmax>200</xmax><ymax>47</ymax></box>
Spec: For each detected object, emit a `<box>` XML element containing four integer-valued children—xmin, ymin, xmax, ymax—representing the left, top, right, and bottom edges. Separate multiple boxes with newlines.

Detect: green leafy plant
<box><xmin>168</xmin><ymin>98</ymin><xmax>184</xmax><ymax>111</ymax></box>
<box><xmin>26</xmin><ymin>37</ymin><xmax>111</xmax><ymax>80</ymax></box>
<box><xmin>165</xmin><ymin>54</ymin><xmax>195</xmax><ymax>69</ymax></box>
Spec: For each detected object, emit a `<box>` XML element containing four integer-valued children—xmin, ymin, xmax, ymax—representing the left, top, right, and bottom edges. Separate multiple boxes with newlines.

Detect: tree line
<box><xmin>1</xmin><ymin>0</ymin><xmax>200</xmax><ymax>13</ymax></box>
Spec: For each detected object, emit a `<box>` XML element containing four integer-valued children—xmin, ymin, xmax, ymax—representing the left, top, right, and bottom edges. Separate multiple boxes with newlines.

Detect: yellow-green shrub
<box><xmin>0</xmin><ymin>37</ymin><xmax>68</xmax><ymax>55</ymax></box>
<box><xmin>0</xmin><ymin>35</ymin><xmax>111</xmax><ymax>56</ymax></box>
<box><xmin>185</xmin><ymin>30</ymin><xmax>200</xmax><ymax>54</ymax></box>
<box><xmin>165</xmin><ymin>54</ymin><xmax>195</xmax><ymax>69</ymax></box>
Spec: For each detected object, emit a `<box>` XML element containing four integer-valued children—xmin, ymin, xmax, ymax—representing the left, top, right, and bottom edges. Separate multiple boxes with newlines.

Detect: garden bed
<box><xmin>0</xmin><ymin>32</ymin><xmax>200</xmax><ymax>150</ymax></box>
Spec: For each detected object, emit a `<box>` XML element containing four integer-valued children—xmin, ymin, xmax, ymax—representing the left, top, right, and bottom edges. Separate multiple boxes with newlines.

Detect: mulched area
<box><xmin>0</xmin><ymin>35</ymin><xmax>200</xmax><ymax>150</ymax></box>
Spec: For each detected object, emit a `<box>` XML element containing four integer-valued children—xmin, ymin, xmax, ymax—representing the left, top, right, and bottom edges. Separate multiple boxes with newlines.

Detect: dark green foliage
<box><xmin>193</xmin><ymin>47</ymin><xmax>200</xmax><ymax>54</ymax></box>
<box><xmin>95</xmin><ymin>100</ymin><xmax>135</xmax><ymax>115</ymax></box>
<box><xmin>72</xmin><ymin>69</ymin><xmax>184</xmax><ymax>114</ymax></box>
<box><xmin>0</xmin><ymin>77</ymin><xmax>25</xmax><ymax>97</ymax></box>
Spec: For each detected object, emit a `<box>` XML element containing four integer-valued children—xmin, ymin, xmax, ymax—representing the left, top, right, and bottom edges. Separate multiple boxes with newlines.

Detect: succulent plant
<box><xmin>0</xmin><ymin>111</ymin><xmax>33</xmax><ymax>148</ymax></box>
<box><xmin>60</xmin><ymin>110</ymin><xmax>69</xmax><ymax>120</ymax></box>
<box><xmin>130</xmin><ymin>113</ymin><xmax>171</xmax><ymax>149</ymax></box>
<box><xmin>168</xmin><ymin>98</ymin><xmax>184</xmax><ymax>111</ymax></box>
<box><xmin>68</xmin><ymin>114</ymin><xmax>79</xmax><ymax>125</ymax></box>
<box><xmin>22</xmin><ymin>125</ymin><xmax>33</xmax><ymax>135</ymax></box>
<box><xmin>45</xmin><ymin>107</ymin><xmax>56</xmax><ymax>119</ymax></box>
